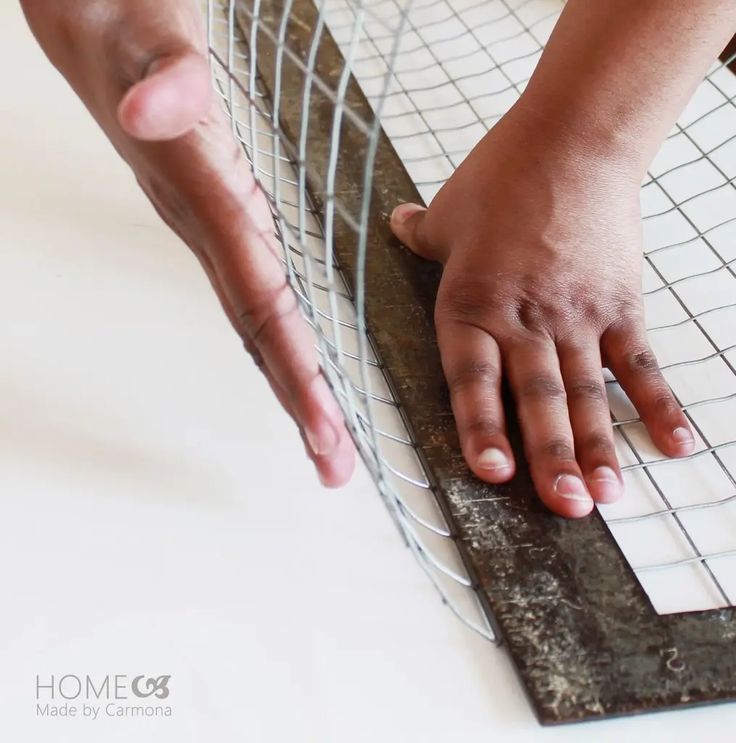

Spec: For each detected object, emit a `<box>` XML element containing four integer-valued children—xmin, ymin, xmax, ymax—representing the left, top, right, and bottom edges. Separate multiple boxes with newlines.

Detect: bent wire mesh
<box><xmin>205</xmin><ymin>0</ymin><xmax>736</xmax><ymax>724</ymax></box>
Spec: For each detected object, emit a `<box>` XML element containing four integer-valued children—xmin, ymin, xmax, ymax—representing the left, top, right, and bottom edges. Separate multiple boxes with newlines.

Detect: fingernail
<box><xmin>590</xmin><ymin>466</ymin><xmax>622</xmax><ymax>502</ymax></box>
<box><xmin>306</xmin><ymin>423</ymin><xmax>338</xmax><ymax>457</ymax></box>
<box><xmin>554</xmin><ymin>474</ymin><xmax>592</xmax><ymax>503</ymax></box>
<box><xmin>392</xmin><ymin>203</ymin><xmax>423</xmax><ymax>225</ymax></box>
<box><xmin>477</xmin><ymin>447</ymin><xmax>511</xmax><ymax>471</ymax></box>
<box><xmin>672</xmin><ymin>426</ymin><xmax>694</xmax><ymax>449</ymax></box>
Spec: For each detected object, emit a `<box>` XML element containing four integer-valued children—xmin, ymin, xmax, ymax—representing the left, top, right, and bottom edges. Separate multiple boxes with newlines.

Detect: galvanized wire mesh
<box><xmin>206</xmin><ymin>0</ymin><xmax>736</xmax><ymax>623</ymax></box>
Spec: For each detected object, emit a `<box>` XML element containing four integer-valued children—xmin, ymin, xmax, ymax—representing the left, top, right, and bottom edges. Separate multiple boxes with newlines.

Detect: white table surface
<box><xmin>1</xmin><ymin>4</ymin><xmax>735</xmax><ymax>741</ymax></box>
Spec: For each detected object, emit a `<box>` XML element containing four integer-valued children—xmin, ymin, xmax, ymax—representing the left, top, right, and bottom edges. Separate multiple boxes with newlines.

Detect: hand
<box><xmin>391</xmin><ymin>105</ymin><xmax>695</xmax><ymax>518</ymax></box>
<box><xmin>21</xmin><ymin>0</ymin><xmax>355</xmax><ymax>486</ymax></box>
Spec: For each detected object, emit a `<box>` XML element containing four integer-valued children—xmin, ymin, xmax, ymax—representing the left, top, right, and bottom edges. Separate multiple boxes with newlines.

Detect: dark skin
<box><xmin>21</xmin><ymin>0</ymin><xmax>736</xmax><ymax>517</ymax></box>
<box><xmin>21</xmin><ymin>0</ymin><xmax>356</xmax><ymax>488</ymax></box>
<box><xmin>391</xmin><ymin>0</ymin><xmax>736</xmax><ymax>516</ymax></box>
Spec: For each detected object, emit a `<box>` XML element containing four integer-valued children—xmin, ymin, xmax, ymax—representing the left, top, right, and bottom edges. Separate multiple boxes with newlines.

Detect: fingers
<box><xmin>118</xmin><ymin>50</ymin><xmax>212</xmax><ymax>141</ymax></box>
<box><xmin>436</xmin><ymin>320</ymin><xmax>515</xmax><ymax>483</ymax></box>
<box><xmin>504</xmin><ymin>339</ymin><xmax>594</xmax><ymax>518</ymax></box>
<box><xmin>558</xmin><ymin>338</ymin><xmax>623</xmax><ymax>504</ymax></box>
<box><xmin>27</xmin><ymin>0</ymin><xmax>354</xmax><ymax>488</ymax></box>
<box><xmin>238</xmin><ymin>279</ymin><xmax>354</xmax><ymax>488</ymax></box>
<box><xmin>602</xmin><ymin>321</ymin><xmax>694</xmax><ymax>457</ymax></box>
<box><xmin>390</xmin><ymin>203</ymin><xmax>447</xmax><ymax>263</ymax></box>
<box><xmin>444</xmin><ymin>317</ymin><xmax>690</xmax><ymax>518</ymax></box>
<box><xmin>244</xmin><ymin>324</ymin><xmax>354</xmax><ymax>489</ymax></box>
<box><xmin>212</xmin><ymin>202</ymin><xmax>355</xmax><ymax>487</ymax></box>
<box><xmin>197</xmin><ymin>241</ymin><xmax>355</xmax><ymax>488</ymax></box>
<box><xmin>253</xmin><ymin>343</ymin><xmax>354</xmax><ymax>489</ymax></box>
<box><xmin>131</xmin><ymin>66</ymin><xmax>354</xmax><ymax>488</ymax></box>
<box><xmin>265</xmin><ymin>356</ymin><xmax>355</xmax><ymax>489</ymax></box>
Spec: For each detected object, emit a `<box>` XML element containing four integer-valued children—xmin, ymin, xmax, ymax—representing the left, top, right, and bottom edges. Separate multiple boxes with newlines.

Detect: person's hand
<box><xmin>21</xmin><ymin>0</ymin><xmax>355</xmax><ymax>486</ymax></box>
<box><xmin>391</xmin><ymin>104</ymin><xmax>695</xmax><ymax>518</ymax></box>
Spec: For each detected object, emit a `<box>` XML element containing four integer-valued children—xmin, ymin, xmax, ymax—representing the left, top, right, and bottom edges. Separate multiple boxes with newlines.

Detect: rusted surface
<box><xmin>722</xmin><ymin>35</ymin><xmax>736</xmax><ymax>72</ymax></box>
<box><xmin>236</xmin><ymin>2</ymin><xmax>736</xmax><ymax>724</ymax></box>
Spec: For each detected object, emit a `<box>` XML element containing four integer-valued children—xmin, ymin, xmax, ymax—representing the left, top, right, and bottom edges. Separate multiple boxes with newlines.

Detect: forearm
<box><xmin>515</xmin><ymin>0</ymin><xmax>736</xmax><ymax>175</ymax></box>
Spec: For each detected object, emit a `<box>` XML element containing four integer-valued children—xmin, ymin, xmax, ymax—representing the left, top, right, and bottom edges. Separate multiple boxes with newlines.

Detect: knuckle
<box><xmin>245</xmin><ymin>342</ymin><xmax>265</xmax><ymax>370</ymax></box>
<box><xmin>462</xmin><ymin>416</ymin><xmax>502</xmax><ymax>439</ymax></box>
<box><xmin>581</xmin><ymin>432</ymin><xmax>613</xmax><ymax>458</ymax></box>
<box><xmin>438</xmin><ymin>293</ymin><xmax>484</xmax><ymax>326</ymax></box>
<box><xmin>506</xmin><ymin>278</ymin><xmax>584</xmax><ymax>334</ymax></box>
<box><xmin>623</xmin><ymin>348</ymin><xmax>660</xmax><ymax>375</ymax></box>
<box><xmin>516</xmin><ymin>374</ymin><xmax>567</xmax><ymax>402</ymax></box>
<box><xmin>567</xmin><ymin>378</ymin><xmax>607</xmax><ymax>404</ymax></box>
<box><xmin>513</xmin><ymin>295</ymin><xmax>549</xmax><ymax>333</ymax></box>
<box><xmin>437</xmin><ymin>279</ymin><xmax>502</xmax><ymax>326</ymax></box>
<box><xmin>242</xmin><ymin>333</ymin><xmax>269</xmax><ymax>375</ymax></box>
<box><xmin>609</xmin><ymin>300</ymin><xmax>645</xmax><ymax>326</ymax></box>
<box><xmin>447</xmin><ymin>360</ymin><xmax>499</xmax><ymax>393</ymax></box>
<box><xmin>239</xmin><ymin>281</ymin><xmax>299</xmax><ymax>343</ymax></box>
<box><xmin>539</xmin><ymin>437</ymin><xmax>576</xmax><ymax>462</ymax></box>
<box><xmin>651</xmin><ymin>391</ymin><xmax>680</xmax><ymax>418</ymax></box>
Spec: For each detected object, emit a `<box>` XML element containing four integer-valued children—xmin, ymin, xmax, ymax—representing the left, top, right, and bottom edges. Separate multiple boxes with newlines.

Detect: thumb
<box><xmin>117</xmin><ymin>48</ymin><xmax>212</xmax><ymax>141</ymax></box>
<box><xmin>390</xmin><ymin>203</ymin><xmax>445</xmax><ymax>262</ymax></box>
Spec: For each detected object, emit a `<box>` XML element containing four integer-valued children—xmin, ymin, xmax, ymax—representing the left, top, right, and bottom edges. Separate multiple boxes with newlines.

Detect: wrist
<box><xmin>505</xmin><ymin>92</ymin><xmax>653</xmax><ymax>186</ymax></box>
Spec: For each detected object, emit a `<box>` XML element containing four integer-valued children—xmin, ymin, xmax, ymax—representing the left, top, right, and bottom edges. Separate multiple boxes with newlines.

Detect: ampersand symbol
<box><xmin>131</xmin><ymin>675</ymin><xmax>171</xmax><ymax>699</ymax></box>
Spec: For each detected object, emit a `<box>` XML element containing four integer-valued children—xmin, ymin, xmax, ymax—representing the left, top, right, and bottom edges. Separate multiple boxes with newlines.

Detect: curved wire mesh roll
<box><xmin>205</xmin><ymin>0</ymin><xmax>736</xmax><ymax>625</ymax></box>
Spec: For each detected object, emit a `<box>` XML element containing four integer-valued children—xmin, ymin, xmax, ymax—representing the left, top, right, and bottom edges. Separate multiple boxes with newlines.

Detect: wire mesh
<box><xmin>206</xmin><ymin>0</ymin><xmax>736</xmax><ymax>622</ymax></box>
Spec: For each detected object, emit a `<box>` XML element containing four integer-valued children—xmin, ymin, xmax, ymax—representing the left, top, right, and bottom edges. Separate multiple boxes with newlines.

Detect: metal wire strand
<box><xmin>207</xmin><ymin>0</ymin><xmax>736</xmax><ymax>622</ymax></box>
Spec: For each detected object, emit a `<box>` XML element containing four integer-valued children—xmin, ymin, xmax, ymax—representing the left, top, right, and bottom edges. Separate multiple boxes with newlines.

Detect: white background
<box><xmin>1</xmin><ymin>3</ymin><xmax>735</xmax><ymax>741</ymax></box>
